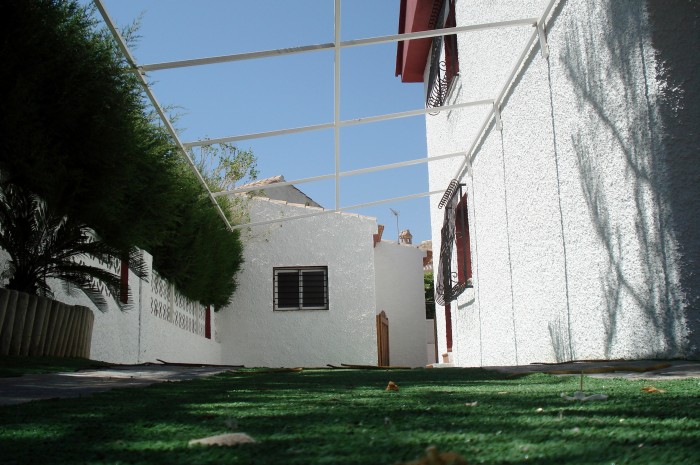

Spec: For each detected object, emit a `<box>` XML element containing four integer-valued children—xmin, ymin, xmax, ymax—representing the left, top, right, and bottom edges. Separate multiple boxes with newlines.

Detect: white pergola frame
<box><xmin>94</xmin><ymin>0</ymin><xmax>557</xmax><ymax>231</ymax></box>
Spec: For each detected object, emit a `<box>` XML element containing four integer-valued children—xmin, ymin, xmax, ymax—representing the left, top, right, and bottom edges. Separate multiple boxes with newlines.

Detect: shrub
<box><xmin>0</xmin><ymin>0</ymin><xmax>246</xmax><ymax>308</ymax></box>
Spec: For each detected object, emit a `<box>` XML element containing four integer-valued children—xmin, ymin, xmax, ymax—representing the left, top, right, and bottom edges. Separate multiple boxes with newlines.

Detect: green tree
<box><xmin>425</xmin><ymin>271</ymin><xmax>436</xmax><ymax>319</ymax></box>
<box><xmin>192</xmin><ymin>142</ymin><xmax>259</xmax><ymax>193</ymax></box>
<box><xmin>0</xmin><ymin>0</ymin><xmax>182</xmax><ymax>251</ymax></box>
<box><xmin>0</xmin><ymin>0</ymin><xmax>249</xmax><ymax>309</ymax></box>
<box><xmin>150</xmin><ymin>143</ymin><xmax>258</xmax><ymax>309</ymax></box>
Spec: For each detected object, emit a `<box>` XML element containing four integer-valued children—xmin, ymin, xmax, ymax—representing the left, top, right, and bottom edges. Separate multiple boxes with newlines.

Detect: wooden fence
<box><xmin>0</xmin><ymin>288</ymin><xmax>94</xmax><ymax>357</ymax></box>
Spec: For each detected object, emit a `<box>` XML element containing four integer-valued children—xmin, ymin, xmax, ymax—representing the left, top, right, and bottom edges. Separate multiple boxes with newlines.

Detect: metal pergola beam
<box><xmin>93</xmin><ymin>0</ymin><xmax>555</xmax><ymax>233</ymax></box>
<box><xmin>333</xmin><ymin>0</ymin><xmax>342</xmax><ymax>208</ymax></box>
<box><xmin>212</xmin><ymin>150</ymin><xmax>469</xmax><ymax>197</ymax></box>
<box><xmin>139</xmin><ymin>18</ymin><xmax>538</xmax><ymax>72</ymax></box>
<box><xmin>183</xmin><ymin>98</ymin><xmax>493</xmax><ymax>148</ymax></box>
<box><xmin>93</xmin><ymin>0</ymin><xmax>233</xmax><ymax>231</ymax></box>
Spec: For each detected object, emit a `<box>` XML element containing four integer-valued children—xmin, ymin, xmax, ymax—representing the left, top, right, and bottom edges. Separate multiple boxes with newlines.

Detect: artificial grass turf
<box><xmin>0</xmin><ymin>356</ymin><xmax>112</xmax><ymax>378</ymax></box>
<box><xmin>0</xmin><ymin>368</ymin><xmax>699</xmax><ymax>464</ymax></box>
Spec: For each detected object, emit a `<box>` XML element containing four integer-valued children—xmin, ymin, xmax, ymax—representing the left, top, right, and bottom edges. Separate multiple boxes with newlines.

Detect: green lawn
<box><xmin>1</xmin><ymin>368</ymin><xmax>698</xmax><ymax>464</ymax></box>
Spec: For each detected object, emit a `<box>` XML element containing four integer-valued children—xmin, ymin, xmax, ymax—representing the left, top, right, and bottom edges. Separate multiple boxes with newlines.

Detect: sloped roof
<box><xmin>239</xmin><ymin>175</ymin><xmax>323</xmax><ymax>208</ymax></box>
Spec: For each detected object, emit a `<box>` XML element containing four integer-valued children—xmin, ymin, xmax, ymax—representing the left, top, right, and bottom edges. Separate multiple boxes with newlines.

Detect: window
<box><xmin>426</xmin><ymin>0</ymin><xmax>460</xmax><ymax>109</ymax></box>
<box><xmin>435</xmin><ymin>180</ymin><xmax>472</xmax><ymax>306</ymax></box>
<box><xmin>273</xmin><ymin>267</ymin><xmax>328</xmax><ymax>310</ymax></box>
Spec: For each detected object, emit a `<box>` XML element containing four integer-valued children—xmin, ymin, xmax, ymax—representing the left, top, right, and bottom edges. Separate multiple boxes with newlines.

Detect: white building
<box><xmin>396</xmin><ymin>0</ymin><xmax>699</xmax><ymax>365</ymax></box>
<box><xmin>4</xmin><ymin>176</ymin><xmax>430</xmax><ymax>367</ymax></box>
<box><xmin>218</xmin><ymin>177</ymin><xmax>429</xmax><ymax>367</ymax></box>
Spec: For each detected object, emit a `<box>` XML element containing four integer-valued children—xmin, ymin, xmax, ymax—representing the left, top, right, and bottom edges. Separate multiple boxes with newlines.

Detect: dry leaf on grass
<box><xmin>560</xmin><ymin>391</ymin><xmax>608</xmax><ymax>401</ymax></box>
<box><xmin>399</xmin><ymin>446</ymin><xmax>469</xmax><ymax>465</ymax></box>
<box><xmin>386</xmin><ymin>381</ymin><xmax>399</xmax><ymax>391</ymax></box>
<box><xmin>188</xmin><ymin>433</ymin><xmax>256</xmax><ymax>447</ymax></box>
<box><xmin>641</xmin><ymin>386</ymin><xmax>666</xmax><ymax>394</ymax></box>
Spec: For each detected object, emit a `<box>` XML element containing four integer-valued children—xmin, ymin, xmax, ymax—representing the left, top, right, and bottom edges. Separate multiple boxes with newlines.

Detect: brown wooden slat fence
<box><xmin>0</xmin><ymin>288</ymin><xmax>93</xmax><ymax>357</ymax></box>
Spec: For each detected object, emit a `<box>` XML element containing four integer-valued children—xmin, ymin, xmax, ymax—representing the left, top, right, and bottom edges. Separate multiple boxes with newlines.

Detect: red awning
<box><xmin>395</xmin><ymin>0</ymin><xmax>441</xmax><ymax>83</ymax></box>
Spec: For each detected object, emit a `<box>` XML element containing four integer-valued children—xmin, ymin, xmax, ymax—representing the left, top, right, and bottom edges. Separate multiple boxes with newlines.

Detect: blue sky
<box><xmin>95</xmin><ymin>0</ymin><xmax>431</xmax><ymax>244</ymax></box>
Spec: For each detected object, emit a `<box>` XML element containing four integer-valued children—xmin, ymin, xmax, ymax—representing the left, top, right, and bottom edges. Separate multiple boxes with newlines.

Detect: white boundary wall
<box><xmin>374</xmin><ymin>241</ymin><xmax>429</xmax><ymax>367</ymax></box>
<box><xmin>218</xmin><ymin>198</ymin><xmax>378</xmax><ymax>367</ymax></box>
<box><xmin>8</xmin><ymin>251</ymin><xmax>223</xmax><ymax>364</ymax></box>
<box><xmin>427</xmin><ymin>0</ymin><xmax>692</xmax><ymax>366</ymax></box>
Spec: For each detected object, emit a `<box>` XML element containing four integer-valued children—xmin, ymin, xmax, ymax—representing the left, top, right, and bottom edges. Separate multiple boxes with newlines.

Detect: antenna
<box><xmin>389</xmin><ymin>208</ymin><xmax>400</xmax><ymax>242</ymax></box>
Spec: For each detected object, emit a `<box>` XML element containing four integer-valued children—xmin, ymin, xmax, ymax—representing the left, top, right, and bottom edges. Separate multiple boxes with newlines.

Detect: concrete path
<box><xmin>484</xmin><ymin>359</ymin><xmax>700</xmax><ymax>380</ymax></box>
<box><xmin>0</xmin><ymin>364</ymin><xmax>237</xmax><ymax>406</ymax></box>
<box><xmin>2</xmin><ymin>360</ymin><xmax>699</xmax><ymax>406</ymax></box>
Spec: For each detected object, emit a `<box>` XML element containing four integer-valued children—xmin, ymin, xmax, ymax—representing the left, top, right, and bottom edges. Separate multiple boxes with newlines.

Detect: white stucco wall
<box><xmin>44</xmin><ymin>255</ymin><xmax>142</xmax><ymax>364</ymax></box>
<box><xmin>4</xmin><ymin>250</ymin><xmax>223</xmax><ymax>365</ymax></box>
<box><xmin>427</xmin><ymin>0</ymin><xmax>692</xmax><ymax>366</ymax></box>
<box><xmin>219</xmin><ymin>198</ymin><xmax>378</xmax><ymax>367</ymax></box>
<box><xmin>374</xmin><ymin>241</ymin><xmax>428</xmax><ymax>367</ymax></box>
<box><xmin>426</xmin><ymin>319</ymin><xmax>437</xmax><ymax>364</ymax></box>
<box><xmin>137</xmin><ymin>260</ymin><xmax>222</xmax><ymax>365</ymax></box>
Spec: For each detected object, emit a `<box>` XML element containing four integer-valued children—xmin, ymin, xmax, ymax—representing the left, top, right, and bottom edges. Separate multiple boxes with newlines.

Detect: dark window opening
<box><xmin>274</xmin><ymin>267</ymin><xmax>329</xmax><ymax>310</ymax></box>
<box><xmin>426</xmin><ymin>0</ymin><xmax>460</xmax><ymax>109</ymax></box>
<box><xmin>435</xmin><ymin>179</ymin><xmax>472</xmax><ymax>306</ymax></box>
<box><xmin>455</xmin><ymin>193</ymin><xmax>472</xmax><ymax>284</ymax></box>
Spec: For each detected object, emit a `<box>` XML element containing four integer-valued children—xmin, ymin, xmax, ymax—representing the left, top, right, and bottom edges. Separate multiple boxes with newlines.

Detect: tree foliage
<box><xmin>0</xmin><ymin>182</ymin><xmax>147</xmax><ymax>312</ymax></box>
<box><xmin>149</xmin><ymin>161</ymin><xmax>248</xmax><ymax>309</ymax></box>
<box><xmin>147</xmin><ymin>143</ymin><xmax>258</xmax><ymax>309</ymax></box>
<box><xmin>424</xmin><ymin>271</ymin><xmax>436</xmax><ymax>319</ymax></box>
<box><xmin>0</xmin><ymin>0</ymin><xmax>183</xmax><ymax>251</ymax></box>
<box><xmin>0</xmin><ymin>0</ymin><xmax>249</xmax><ymax>309</ymax></box>
<box><xmin>192</xmin><ymin>142</ymin><xmax>259</xmax><ymax>193</ymax></box>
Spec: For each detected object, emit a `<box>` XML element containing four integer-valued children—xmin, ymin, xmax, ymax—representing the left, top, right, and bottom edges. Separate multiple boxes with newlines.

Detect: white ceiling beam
<box><xmin>333</xmin><ymin>0</ymin><xmax>342</xmax><ymax>209</ymax></box>
<box><xmin>139</xmin><ymin>18</ymin><xmax>538</xmax><ymax>72</ymax></box>
<box><xmin>338</xmin><ymin>99</ymin><xmax>493</xmax><ymax>127</ymax></box>
<box><xmin>213</xmin><ymin>150</ymin><xmax>468</xmax><ymax>197</ymax></box>
<box><xmin>184</xmin><ymin>123</ymin><xmax>334</xmax><ymax>148</ymax></box>
<box><xmin>184</xmin><ymin>98</ymin><xmax>492</xmax><ymax>148</ymax></box>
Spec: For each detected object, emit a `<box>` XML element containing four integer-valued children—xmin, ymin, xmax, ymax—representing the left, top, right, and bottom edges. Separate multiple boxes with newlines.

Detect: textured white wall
<box><xmin>427</xmin><ymin>0</ymin><xmax>692</xmax><ymax>366</ymax></box>
<box><xmin>138</xmin><ymin>260</ymin><xmax>222</xmax><ymax>364</ymax></box>
<box><xmin>30</xmin><ymin>251</ymin><xmax>222</xmax><ymax>365</ymax></box>
<box><xmin>219</xmin><ymin>198</ymin><xmax>378</xmax><ymax>367</ymax></box>
<box><xmin>374</xmin><ymin>241</ymin><xmax>428</xmax><ymax>367</ymax></box>
<box><xmin>425</xmin><ymin>319</ymin><xmax>437</xmax><ymax>364</ymax></box>
<box><xmin>43</xmin><ymin>255</ymin><xmax>144</xmax><ymax>364</ymax></box>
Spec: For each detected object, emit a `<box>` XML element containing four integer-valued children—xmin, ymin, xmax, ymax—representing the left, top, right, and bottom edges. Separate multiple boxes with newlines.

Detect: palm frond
<box><xmin>1</xmin><ymin>182</ymin><xmax>145</xmax><ymax>311</ymax></box>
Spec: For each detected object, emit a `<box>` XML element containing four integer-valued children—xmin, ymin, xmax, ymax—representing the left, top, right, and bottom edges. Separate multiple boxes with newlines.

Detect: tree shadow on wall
<box><xmin>548</xmin><ymin>316</ymin><xmax>573</xmax><ymax>363</ymax></box>
<box><xmin>559</xmin><ymin>0</ymin><xmax>697</xmax><ymax>358</ymax></box>
<box><xmin>646</xmin><ymin>0</ymin><xmax>700</xmax><ymax>358</ymax></box>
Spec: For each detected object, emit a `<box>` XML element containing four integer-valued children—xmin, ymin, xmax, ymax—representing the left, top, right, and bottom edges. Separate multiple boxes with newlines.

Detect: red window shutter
<box><xmin>120</xmin><ymin>256</ymin><xmax>129</xmax><ymax>304</ymax></box>
<box><xmin>445</xmin><ymin>302</ymin><xmax>453</xmax><ymax>352</ymax></box>
<box><xmin>205</xmin><ymin>306</ymin><xmax>212</xmax><ymax>339</ymax></box>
